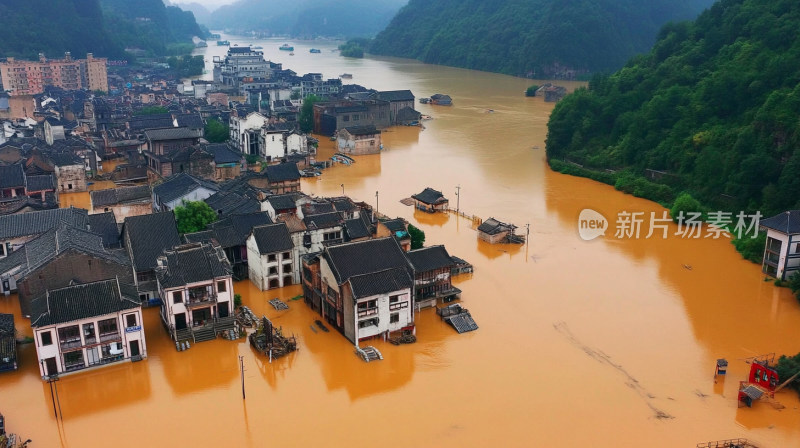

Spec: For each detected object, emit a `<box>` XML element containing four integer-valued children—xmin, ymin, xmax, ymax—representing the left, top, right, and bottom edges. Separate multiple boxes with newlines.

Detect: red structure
<box><xmin>738</xmin><ymin>355</ymin><xmax>780</xmax><ymax>407</ymax></box>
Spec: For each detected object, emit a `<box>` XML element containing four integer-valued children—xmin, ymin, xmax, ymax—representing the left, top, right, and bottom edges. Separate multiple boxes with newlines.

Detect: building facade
<box><xmin>761</xmin><ymin>211</ymin><xmax>800</xmax><ymax>280</ymax></box>
<box><xmin>0</xmin><ymin>53</ymin><xmax>108</xmax><ymax>96</ymax></box>
<box><xmin>337</xmin><ymin>126</ymin><xmax>381</xmax><ymax>156</ymax></box>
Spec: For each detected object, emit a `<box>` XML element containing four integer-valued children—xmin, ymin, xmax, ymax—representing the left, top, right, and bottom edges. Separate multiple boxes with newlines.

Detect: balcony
<box><xmin>185</xmin><ymin>292</ymin><xmax>217</xmax><ymax>308</ymax></box>
<box><xmin>99</xmin><ymin>331</ymin><xmax>121</xmax><ymax>343</ymax></box>
<box><xmin>357</xmin><ymin>307</ymin><xmax>378</xmax><ymax>318</ymax></box>
<box><xmin>59</xmin><ymin>338</ymin><xmax>83</xmax><ymax>351</ymax></box>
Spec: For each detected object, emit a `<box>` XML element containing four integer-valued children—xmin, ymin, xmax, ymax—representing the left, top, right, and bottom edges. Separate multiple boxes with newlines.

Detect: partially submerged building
<box><xmin>477</xmin><ymin>217</ymin><xmax>524</xmax><ymax>244</ymax></box>
<box><xmin>405</xmin><ymin>245</ymin><xmax>460</xmax><ymax>309</ymax></box>
<box><xmin>0</xmin><ymin>313</ymin><xmax>17</xmax><ymax>372</ymax></box>
<box><xmin>411</xmin><ymin>187</ymin><xmax>449</xmax><ymax>213</ymax></box>
<box><xmin>760</xmin><ymin>210</ymin><xmax>800</xmax><ymax>280</ymax></box>
<box><xmin>337</xmin><ymin>126</ymin><xmax>381</xmax><ymax>156</ymax></box>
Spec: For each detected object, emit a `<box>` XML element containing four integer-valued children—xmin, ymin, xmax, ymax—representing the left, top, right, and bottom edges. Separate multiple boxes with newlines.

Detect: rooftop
<box><xmin>251</xmin><ymin>223</ymin><xmax>294</xmax><ymax>254</ymax></box>
<box><xmin>323</xmin><ymin>237</ymin><xmax>411</xmax><ymax>285</ymax></box>
<box><xmin>153</xmin><ymin>173</ymin><xmax>219</xmax><ymax>205</ymax></box>
<box><xmin>0</xmin><ymin>207</ymin><xmax>88</xmax><ymax>240</ymax></box>
<box><xmin>264</xmin><ymin>163</ymin><xmax>301</xmax><ymax>183</ymax></box>
<box><xmin>155</xmin><ymin>242</ymin><xmax>232</xmax><ymax>289</ymax></box>
<box><xmin>90</xmin><ymin>185</ymin><xmax>151</xmax><ymax>208</ymax></box>
<box><xmin>30</xmin><ymin>278</ymin><xmax>140</xmax><ymax>328</ymax></box>
<box><xmin>406</xmin><ymin>245</ymin><xmax>454</xmax><ymax>272</ymax></box>
<box><xmin>123</xmin><ymin>212</ymin><xmax>181</xmax><ymax>271</ymax></box>
<box><xmin>412</xmin><ymin>187</ymin><xmax>448</xmax><ymax>205</ymax></box>
<box><xmin>761</xmin><ymin>211</ymin><xmax>800</xmax><ymax>235</ymax></box>
<box><xmin>144</xmin><ymin>127</ymin><xmax>202</xmax><ymax>142</ymax></box>
<box><xmin>343</xmin><ymin>125</ymin><xmax>379</xmax><ymax>137</ymax></box>
<box><xmin>348</xmin><ymin>267</ymin><xmax>413</xmax><ymax>298</ymax></box>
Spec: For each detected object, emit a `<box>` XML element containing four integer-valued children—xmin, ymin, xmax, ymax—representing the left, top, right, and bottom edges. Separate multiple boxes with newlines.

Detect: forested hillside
<box><xmin>546</xmin><ymin>0</ymin><xmax>800</xmax><ymax>215</ymax></box>
<box><xmin>208</xmin><ymin>0</ymin><xmax>406</xmax><ymax>38</ymax></box>
<box><xmin>101</xmin><ymin>0</ymin><xmax>205</xmax><ymax>55</ymax></box>
<box><xmin>369</xmin><ymin>0</ymin><xmax>711</xmax><ymax>77</ymax></box>
<box><xmin>0</xmin><ymin>0</ymin><xmax>124</xmax><ymax>59</ymax></box>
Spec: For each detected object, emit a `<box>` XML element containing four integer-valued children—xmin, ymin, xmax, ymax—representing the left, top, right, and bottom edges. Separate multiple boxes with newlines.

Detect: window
<box><xmin>268</xmin><ymin>254</ymin><xmax>277</xmax><ymax>262</ymax></box>
<box><xmin>268</xmin><ymin>266</ymin><xmax>278</xmax><ymax>275</ymax></box>
<box><xmin>99</xmin><ymin>318</ymin><xmax>118</xmax><ymax>335</ymax></box>
<box><xmin>282</xmin><ymin>252</ymin><xmax>291</xmax><ymax>260</ymax></box>
<box><xmin>390</xmin><ymin>313</ymin><xmax>399</xmax><ymax>323</ymax></box>
<box><xmin>83</xmin><ymin>323</ymin><xmax>96</xmax><ymax>342</ymax></box>
<box><xmin>68</xmin><ymin>183</ymin><xmax>73</xmax><ymax>190</ymax></box>
<box><xmin>323</xmin><ymin>231</ymin><xmax>341</xmax><ymax>241</ymax></box>
<box><xmin>370</xmin><ymin>141</ymin><xmax>375</xmax><ymax>146</ymax></box>
<box><xmin>172</xmin><ymin>291</ymin><xmax>183</xmax><ymax>304</ymax></box>
<box><xmin>41</xmin><ymin>331</ymin><xmax>53</xmax><ymax>346</ymax></box>
<box><xmin>126</xmin><ymin>314</ymin><xmax>137</xmax><ymax>328</ymax></box>
<box><xmin>217</xmin><ymin>280</ymin><xmax>227</xmax><ymax>293</ymax></box>
<box><xmin>342</xmin><ymin>115</ymin><xmax>350</xmax><ymax>122</ymax></box>
<box><xmin>358</xmin><ymin>318</ymin><xmax>378</xmax><ymax>328</ymax></box>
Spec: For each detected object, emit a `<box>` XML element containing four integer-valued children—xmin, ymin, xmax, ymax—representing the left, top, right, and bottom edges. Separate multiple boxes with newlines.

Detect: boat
<box><xmin>339</xmin><ymin>73</ymin><xmax>353</xmax><ymax>79</ymax></box>
<box><xmin>279</xmin><ymin>43</ymin><xmax>294</xmax><ymax>51</ymax></box>
<box><xmin>216</xmin><ymin>40</ymin><xmax>230</xmax><ymax>46</ymax></box>
<box><xmin>209</xmin><ymin>33</ymin><xmax>221</xmax><ymax>39</ymax></box>
<box><xmin>289</xmin><ymin>52</ymin><xmax>294</xmax><ymax>56</ymax></box>
<box><xmin>195</xmin><ymin>41</ymin><xmax>207</xmax><ymax>48</ymax></box>
<box><xmin>419</xmin><ymin>97</ymin><xmax>430</xmax><ymax>104</ymax></box>
<box><xmin>309</xmin><ymin>48</ymin><xmax>321</xmax><ymax>53</ymax></box>
<box><xmin>251</xmin><ymin>45</ymin><xmax>263</xmax><ymax>49</ymax></box>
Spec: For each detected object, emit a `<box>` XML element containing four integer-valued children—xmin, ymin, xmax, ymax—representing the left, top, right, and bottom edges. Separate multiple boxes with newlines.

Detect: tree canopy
<box><xmin>546</xmin><ymin>0</ymin><xmax>800</xmax><ymax>216</ymax></box>
<box><xmin>174</xmin><ymin>200</ymin><xmax>217</xmax><ymax>234</ymax></box>
<box><xmin>408</xmin><ymin>224</ymin><xmax>426</xmax><ymax>250</ymax></box>
<box><xmin>299</xmin><ymin>95</ymin><xmax>322</xmax><ymax>134</ymax></box>
<box><xmin>205</xmin><ymin>119</ymin><xmax>229</xmax><ymax>143</ymax></box>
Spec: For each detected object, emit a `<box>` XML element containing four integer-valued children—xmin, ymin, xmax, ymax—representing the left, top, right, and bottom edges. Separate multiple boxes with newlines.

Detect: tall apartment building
<box><xmin>0</xmin><ymin>52</ymin><xmax>108</xmax><ymax>96</ymax></box>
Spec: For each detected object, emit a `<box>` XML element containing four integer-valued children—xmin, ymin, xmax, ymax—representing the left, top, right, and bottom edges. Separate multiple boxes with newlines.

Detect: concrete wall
<box><xmin>92</xmin><ymin>202</ymin><xmax>152</xmax><ymax>223</ymax></box>
<box><xmin>55</xmin><ymin>164</ymin><xmax>87</xmax><ymax>193</ymax></box>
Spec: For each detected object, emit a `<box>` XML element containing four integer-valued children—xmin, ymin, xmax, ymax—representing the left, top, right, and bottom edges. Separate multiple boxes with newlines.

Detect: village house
<box><xmin>246</xmin><ymin>223</ymin><xmax>296</xmax><ymax>290</ymax></box>
<box><xmin>155</xmin><ymin>242</ymin><xmax>235</xmax><ymax>344</ymax></box>
<box><xmin>90</xmin><ymin>185</ymin><xmax>152</xmax><ymax>222</ymax></box>
<box><xmin>760</xmin><ymin>210</ymin><xmax>800</xmax><ymax>280</ymax></box>
<box><xmin>147</xmin><ymin>145</ymin><xmax>216</xmax><ymax>180</ymax></box>
<box><xmin>47</xmin><ymin>152</ymin><xmax>87</xmax><ymax>193</ymax></box>
<box><xmin>312</xmin><ymin>100</ymin><xmax>392</xmax><ymax>136</ymax></box>
<box><xmin>261</xmin><ymin>192</ymin><xmax>302</xmax><ymax>221</ymax></box>
<box><xmin>370</xmin><ymin>90</ymin><xmax>419</xmax><ymax>125</ymax></box>
<box><xmin>5</xmin><ymin>221</ymin><xmax>134</xmax><ymax>317</ymax></box>
<box><xmin>303</xmin><ymin>237</ymin><xmax>414</xmax><ymax>344</ymax></box>
<box><xmin>337</xmin><ymin>126</ymin><xmax>382</xmax><ymax>156</ymax></box>
<box><xmin>143</xmin><ymin>128</ymin><xmax>202</xmax><ymax>174</ymax></box>
<box><xmin>411</xmin><ymin>187</ymin><xmax>449</xmax><ymax>212</ymax></box>
<box><xmin>122</xmin><ymin>212</ymin><xmax>181</xmax><ymax>300</ymax></box>
<box><xmin>261</xmin><ymin>162</ymin><xmax>301</xmax><ymax>194</ymax></box>
<box><xmin>229</xmin><ymin>111</ymin><xmax>269</xmax><ymax>156</ymax></box>
<box><xmin>152</xmin><ymin>173</ymin><xmax>219</xmax><ymax>212</ymax></box>
<box><xmin>477</xmin><ymin>217</ymin><xmax>524</xmax><ymax>244</ymax></box>
<box><xmin>204</xmin><ymin>178</ymin><xmax>265</xmax><ymax>216</ymax></box>
<box><xmin>0</xmin><ymin>163</ymin><xmax>26</xmax><ymax>198</ymax></box>
<box><xmin>0</xmin><ymin>206</ymin><xmax>88</xmax><ymax>259</ymax></box>
<box><xmin>31</xmin><ymin>278</ymin><xmax>145</xmax><ymax>378</ymax></box>
<box><xmin>405</xmin><ymin>245</ymin><xmax>460</xmax><ymax>309</ymax></box>
<box><xmin>0</xmin><ymin>313</ymin><xmax>17</xmax><ymax>372</ymax></box>
<box><xmin>377</xmin><ymin>218</ymin><xmax>411</xmax><ymax>251</ymax></box>
<box><xmin>303</xmin><ymin>211</ymin><xmax>345</xmax><ymax>251</ymax></box>
<box><xmin>206</xmin><ymin>144</ymin><xmax>243</xmax><ymax>181</ymax></box>
<box><xmin>430</xmin><ymin>94</ymin><xmax>452</xmax><ymax>106</ymax></box>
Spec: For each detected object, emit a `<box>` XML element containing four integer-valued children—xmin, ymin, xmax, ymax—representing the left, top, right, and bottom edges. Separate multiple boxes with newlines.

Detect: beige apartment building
<box><xmin>0</xmin><ymin>52</ymin><xmax>108</xmax><ymax>96</ymax></box>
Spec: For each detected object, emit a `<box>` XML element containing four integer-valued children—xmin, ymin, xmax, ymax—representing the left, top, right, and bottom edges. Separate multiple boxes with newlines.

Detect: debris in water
<box><xmin>269</xmin><ymin>298</ymin><xmax>289</xmax><ymax>310</ymax></box>
<box><xmin>315</xmin><ymin>320</ymin><xmax>329</xmax><ymax>332</ymax></box>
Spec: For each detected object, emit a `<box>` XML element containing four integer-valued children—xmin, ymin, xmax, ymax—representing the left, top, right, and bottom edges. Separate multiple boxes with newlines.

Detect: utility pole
<box><xmin>42</xmin><ymin>361</ymin><xmax>58</xmax><ymax>418</ymax></box>
<box><xmin>239</xmin><ymin>355</ymin><xmax>246</xmax><ymax>400</ymax></box>
<box><xmin>455</xmin><ymin>185</ymin><xmax>461</xmax><ymax>213</ymax></box>
<box><xmin>341</xmin><ymin>183</ymin><xmax>345</xmax><ymax>196</ymax></box>
<box><xmin>375</xmin><ymin>191</ymin><xmax>379</xmax><ymax>216</ymax></box>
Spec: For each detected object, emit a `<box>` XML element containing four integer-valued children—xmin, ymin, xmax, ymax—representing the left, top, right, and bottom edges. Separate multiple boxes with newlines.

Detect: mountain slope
<box><xmin>546</xmin><ymin>0</ymin><xmax>800</xmax><ymax>215</ymax></box>
<box><xmin>101</xmin><ymin>0</ymin><xmax>205</xmax><ymax>54</ymax></box>
<box><xmin>369</xmin><ymin>0</ymin><xmax>712</xmax><ymax>76</ymax></box>
<box><xmin>208</xmin><ymin>0</ymin><xmax>407</xmax><ymax>38</ymax></box>
<box><xmin>0</xmin><ymin>0</ymin><xmax>124</xmax><ymax>59</ymax></box>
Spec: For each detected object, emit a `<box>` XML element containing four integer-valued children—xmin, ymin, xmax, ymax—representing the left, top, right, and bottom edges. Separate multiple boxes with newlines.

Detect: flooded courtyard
<box><xmin>1</xmin><ymin>37</ymin><xmax>800</xmax><ymax>447</ymax></box>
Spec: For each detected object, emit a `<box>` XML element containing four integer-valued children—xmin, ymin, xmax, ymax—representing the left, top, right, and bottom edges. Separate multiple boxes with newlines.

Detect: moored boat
<box><xmin>310</xmin><ymin>48</ymin><xmax>321</xmax><ymax>53</ymax></box>
<box><xmin>279</xmin><ymin>43</ymin><xmax>294</xmax><ymax>51</ymax></box>
<box><xmin>216</xmin><ymin>40</ymin><xmax>230</xmax><ymax>46</ymax></box>
<box><xmin>339</xmin><ymin>73</ymin><xmax>353</xmax><ymax>79</ymax></box>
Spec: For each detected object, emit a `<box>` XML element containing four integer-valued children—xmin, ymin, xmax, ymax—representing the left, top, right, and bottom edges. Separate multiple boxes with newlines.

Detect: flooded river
<box><xmin>1</xmin><ymin>36</ymin><xmax>800</xmax><ymax>447</ymax></box>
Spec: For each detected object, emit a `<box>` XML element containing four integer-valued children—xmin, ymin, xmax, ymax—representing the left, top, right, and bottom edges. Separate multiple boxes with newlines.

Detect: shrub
<box><xmin>776</xmin><ymin>352</ymin><xmax>800</xmax><ymax>395</ymax></box>
<box><xmin>525</xmin><ymin>85</ymin><xmax>539</xmax><ymax>97</ymax></box>
<box><xmin>234</xmin><ymin>293</ymin><xmax>242</xmax><ymax>309</ymax></box>
<box><xmin>670</xmin><ymin>192</ymin><xmax>703</xmax><ymax>222</ymax></box>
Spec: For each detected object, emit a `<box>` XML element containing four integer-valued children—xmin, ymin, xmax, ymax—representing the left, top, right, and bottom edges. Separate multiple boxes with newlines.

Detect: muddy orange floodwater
<box><xmin>2</xmin><ymin>36</ymin><xmax>800</xmax><ymax>447</ymax></box>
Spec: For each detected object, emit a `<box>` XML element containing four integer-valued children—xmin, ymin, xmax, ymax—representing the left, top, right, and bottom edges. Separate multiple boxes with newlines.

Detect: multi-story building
<box><xmin>31</xmin><ymin>278</ymin><xmax>146</xmax><ymax>378</ymax></box>
<box><xmin>0</xmin><ymin>53</ymin><xmax>108</xmax><ymax>96</ymax></box>
<box><xmin>212</xmin><ymin>47</ymin><xmax>276</xmax><ymax>90</ymax></box>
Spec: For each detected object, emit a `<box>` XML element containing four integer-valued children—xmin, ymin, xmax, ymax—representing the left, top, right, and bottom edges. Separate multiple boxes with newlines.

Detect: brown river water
<box><xmin>1</xmin><ymin>37</ymin><xmax>800</xmax><ymax>447</ymax></box>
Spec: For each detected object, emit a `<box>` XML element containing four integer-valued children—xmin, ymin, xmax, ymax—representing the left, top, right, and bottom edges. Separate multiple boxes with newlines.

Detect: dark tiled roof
<box><xmin>323</xmin><ymin>237</ymin><xmax>411</xmax><ymax>285</ymax></box>
<box><xmin>123</xmin><ymin>212</ymin><xmax>181</xmax><ymax>271</ymax></box>
<box><xmin>183</xmin><ymin>230</ymin><xmax>215</xmax><ymax>244</ymax></box>
<box><xmin>30</xmin><ymin>278</ymin><xmax>140</xmax><ymax>327</ymax></box>
<box><xmin>406</xmin><ymin>245</ymin><xmax>454</xmax><ymax>272</ymax></box>
<box><xmin>264</xmin><ymin>163</ymin><xmax>300</xmax><ymax>183</ymax></box>
<box><xmin>0</xmin><ymin>313</ymin><xmax>13</xmax><ymax>335</ymax></box>
<box><xmin>344</xmin><ymin>217</ymin><xmax>370</xmax><ymax>240</ymax></box>
<box><xmin>45</xmin><ymin>152</ymin><xmax>83</xmax><ymax>167</ymax></box>
<box><xmin>0</xmin><ymin>164</ymin><xmax>24</xmax><ymax>189</ymax></box>
<box><xmin>349</xmin><ymin>267</ymin><xmax>413</xmax><ymax>298</ymax></box>
<box><xmin>382</xmin><ymin>218</ymin><xmax>407</xmax><ymax>233</ymax></box>
<box><xmin>343</xmin><ymin>125</ymin><xmax>378</xmax><ymax>136</ymax></box>
<box><xmin>477</xmin><ymin>217</ymin><xmax>514</xmax><ymax>235</ymax></box>
<box><xmin>206</xmin><ymin>144</ymin><xmax>241</xmax><ymax>164</ymax></box>
<box><xmin>303</xmin><ymin>212</ymin><xmax>342</xmax><ymax>230</ymax></box>
<box><xmin>90</xmin><ymin>185</ymin><xmax>151</xmax><ymax>207</ymax></box>
<box><xmin>373</xmin><ymin>90</ymin><xmax>414</xmax><ymax>102</ymax></box>
<box><xmin>396</xmin><ymin>107</ymin><xmax>421</xmax><ymax>122</ymax></box>
<box><xmin>145</xmin><ymin>127</ymin><xmax>201</xmax><ymax>141</ymax></box>
<box><xmin>412</xmin><ymin>187</ymin><xmax>447</xmax><ymax>205</ymax></box>
<box><xmin>210</xmin><ymin>212</ymin><xmax>273</xmax><ymax>247</ymax></box>
<box><xmin>153</xmin><ymin>173</ymin><xmax>218</xmax><ymax>205</ymax></box>
<box><xmin>88</xmin><ymin>212</ymin><xmax>121</xmax><ymax>247</ymax></box>
<box><xmin>128</xmin><ymin>114</ymin><xmax>173</xmax><ymax>131</ymax></box>
<box><xmin>0</xmin><ymin>207</ymin><xmax>88</xmax><ymax>240</ymax></box>
<box><xmin>174</xmin><ymin>113</ymin><xmax>204</xmax><ymax>129</ymax></box>
<box><xmin>761</xmin><ymin>210</ymin><xmax>800</xmax><ymax>234</ymax></box>
<box><xmin>155</xmin><ymin>242</ymin><xmax>231</xmax><ymax>289</ymax></box>
<box><xmin>251</xmin><ymin>223</ymin><xmax>294</xmax><ymax>254</ymax></box>
<box><xmin>205</xmin><ymin>190</ymin><xmax>260</xmax><ymax>216</ymax></box>
<box><xmin>333</xmin><ymin>105</ymin><xmax>368</xmax><ymax>113</ymax></box>
<box><xmin>0</xmin><ymin>245</ymin><xmax>27</xmax><ymax>274</ymax></box>
<box><xmin>329</xmin><ymin>197</ymin><xmax>356</xmax><ymax>213</ymax></box>
<box><xmin>25</xmin><ymin>174</ymin><xmax>55</xmax><ymax>192</ymax></box>
<box><xmin>303</xmin><ymin>201</ymin><xmax>335</xmax><ymax>215</ymax></box>
<box><xmin>267</xmin><ymin>194</ymin><xmax>297</xmax><ymax>211</ymax></box>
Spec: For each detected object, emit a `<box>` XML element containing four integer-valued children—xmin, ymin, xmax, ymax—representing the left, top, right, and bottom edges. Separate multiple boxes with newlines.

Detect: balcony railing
<box><xmin>185</xmin><ymin>293</ymin><xmax>217</xmax><ymax>308</ymax></box>
<box><xmin>59</xmin><ymin>338</ymin><xmax>83</xmax><ymax>351</ymax></box>
<box><xmin>99</xmin><ymin>331</ymin><xmax>121</xmax><ymax>343</ymax></box>
<box><xmin>357</xmin><ymin>307</ymin><xmax>378</xmax><ymax>318</ymax></box>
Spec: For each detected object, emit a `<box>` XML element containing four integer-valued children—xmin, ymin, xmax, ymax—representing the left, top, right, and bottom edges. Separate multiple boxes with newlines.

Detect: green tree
<box><xmin>205</xmin><ymin>118</ymin><xmax>229</xmax><ymax>143</ymax></box>
<box><xmin>775</xmin><ymin>351</ymin><xmax>800</xmax><ymax>395</ymax></box>
<box><xmin>134</xmin><ymin>106</ymin><xmax>169</xmax><ymax>116</ymax></box>
<box><xmin>670</xmin><ymin>193</ymin><xmax>703</xmax><ymax>222</ymax></box>
<box><xmin>299</xmin><ymin>94</ymin><xmax>322</xmax><ymax>134</ymax></box>
<box><xmin>408</xmin><ymin>224</ymin><xmax>425</xmax><ymax>250</ymax></box>
<box><xmin>525</xmin><ymin>85</ymin><xmax>539</xmax><ymax>97</ymax></box>
<box><xmin>234</xmin><ymin>293</ymin><xmax>243</xmax><ymax>308</ymax></box>
<box><xmin>174</xmin><ymin>200</ymin><xmax>217</xmax><ymax>234</ymax></box>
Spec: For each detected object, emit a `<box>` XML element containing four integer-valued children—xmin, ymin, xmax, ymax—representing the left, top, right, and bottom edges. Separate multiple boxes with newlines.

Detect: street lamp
<box><xmin>341</xmin><ymin>183</ymin><xmax>345</xmax><ymax>196</ymax></box>
<box><xmin>375</xmin><ymin>190</ymin><xmax>379</xmax><ymax>216</ymax></box>
<box><xmin>455</xmin><ymin>185</ymin><xmax>461</xmax><ymax>213</ymax></box>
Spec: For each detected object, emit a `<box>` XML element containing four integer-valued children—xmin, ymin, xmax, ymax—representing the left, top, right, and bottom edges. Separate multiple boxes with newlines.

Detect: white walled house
<box><xmin>246</xmin><ymin>223</ymin><xmax>297</xmax><ymax>290</ymax></box>
<box><xmin>761</xmin><ymin>211</ymin><xmax>800</xmax><ymax>280</ymax></box>
<box><xmin>151</xmin><ymin>173</ymin><xmax>219</xmax><ymax>212</ymax></box>
<box><xmin>260</xmin><ymin>129</ymin><xmax>286</xmax><ymax>160</ymax></box>
<box><xmin>156</xmin><ymin>242</ymin><xmax>234</xmax><ymax>343</ymax></box>
<box><xmin>286</xmin><ymin>131</ymin><xmax>308</xmax><ymax>154</ymax></box>
<box><xmin>31</xmin><ymin>279</ymin><xmax>146</xmax><ymax>378</ymax></box>
<box><xmin>230</xmin><ymin>112</ymin><xmax>268</xmax><ymax>156</ymax></box>
<box><xmin>337</xmin><ymin>125</ymin><xmax>381</xmax><ymax>156</ymax></box>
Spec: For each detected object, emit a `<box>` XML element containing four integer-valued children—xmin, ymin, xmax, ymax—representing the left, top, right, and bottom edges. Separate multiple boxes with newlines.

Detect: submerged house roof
<box><xmin>251</xmin><ymin>223</ymin><xmax>294</xmax><ymax>254</ymax></box>
<box><xmin>477</xmin><ymin>217</ymin><xmax>516</xmax><ymax>235</ymax></box>
<box><xmin>123</xmin><ymin>212</ymin><xmax>181</xmax><ymax>271</ymax></box>
<box><xmin>155</xmin><ymin>242</ymin><xmax>231</xmax><ymax>289</ymax></box>
<box><xmin>30</xmin><ymin>278</ymin><xmax>140</xmax><ymax>327</ymax></box>
<box><xmin>405</xmin><ymin>245</ymin><xmax>454</xmax><ymax>273</ymax></box>
<box><xmin>348</xmin><ymin>267</ymin><xmax>413</xmax><ymax>299</ymax></box>
<box><xmin>323</xmin><ymin>237</ymin><xmax>411</xmax><ymax>286</ymax></box>
<box><xmin>412</xmin><ymin>187</ymin><xmax>448</xmax><ymax>205</ymax></box>
<box><xmin>342</xmin><ymin>125</ymin><xmax>379</xmax><ymax>137</ymax></box>
<box><xmin>264</xmin><ymin>163</ymin><xmax>301</xmax><ymax>183</ymax></box>
<box><xmin>761</xmin><ymin>210</ymin><xmax>800</xmax><ymax>235</ymax></box>
<box><xmin>372</xmin><ymin>90</ymin><xmax>414</xmax><ymax>102</ymax></box>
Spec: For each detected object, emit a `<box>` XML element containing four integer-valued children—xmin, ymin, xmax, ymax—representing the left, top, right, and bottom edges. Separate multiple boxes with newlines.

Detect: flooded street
<box><xmin>2</xmin><ymin>36</ymin><xmax>800</xmax><ymax>447</ymax></box>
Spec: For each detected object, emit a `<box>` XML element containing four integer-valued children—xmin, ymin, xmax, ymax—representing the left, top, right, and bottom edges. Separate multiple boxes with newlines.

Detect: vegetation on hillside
<box><xmin>369</xmin><ymin>0</ymin><xmax>711</xmax><ymax>76</ymax></box>
<box><xmin>167</xmin><ymin>55</ymin><xmax>205</xmax><ymax>78</ymax></box>
<box><xmin>546</xmin><ymin>0</ymin><xmax>800</xmax><ymax>219</ymax></box>
<box><xmin>101</xmin><ymin>0</ymin><xmax>205</xmax><ymax>56</ymax></box>
<box><xmin>174</xmin><ymin>200</ymin><xmax>217</xmax><ymax>234</ymax></box>
<box><xmin>339</xmin><ymin>39</ymin><xmax>370</xmax><ymax>58</ymax></box>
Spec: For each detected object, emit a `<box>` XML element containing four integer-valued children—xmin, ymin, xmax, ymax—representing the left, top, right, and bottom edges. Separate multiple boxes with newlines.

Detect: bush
<box><xmin>525</xmin><ymin>85</ymin><xmax>539</xmax><ymax>97</ymax></box>
<box><xmin>408</xmin><ymin>224</ymin><xmax>425</xmax><ymax>250</ymax></box>
<box><xmin>205</xmin><ymin>119</ymin><xmax>229</xmax><ymax>143</ymax></box>
<box><xmin>174</xmin><ymin>200</ymin><xmax>217</xmax><ymax>234</ymax></box>
<box><xmin>670</xmin><ymin>192</ymin><xmax>703</xmax><ymax>222</ymax></box>
<box><xmin>731</xmin><ymin>231</ymin><xmax>766</xmax><ymax>263</ymax></box>
<box><xmin>776</xmin><ymin>352</ymin><xmax>800</xmax><ymax>395</ymax></box>
<box><xmin>234</xmin><ymin>293</ymin><xmax>242</xmax><ymax>308</ymax></box>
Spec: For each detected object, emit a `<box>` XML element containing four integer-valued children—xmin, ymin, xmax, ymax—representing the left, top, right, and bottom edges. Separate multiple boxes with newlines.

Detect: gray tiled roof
<box><xmin>0</xmin><ymin>164</ymin><xmax>24</xmax><ymax>189</ymax></box>
<box><xmin>372</xmin><ymin>90</ymin><xmax>414</xmax><ymax>102</ymax></box>
<box><xmin>183</xmin><ymin>230</ymin><xmax>215</xmax><ymax>244</ymax></box>
<box><xmin>412</xmin><ymin>187</ymin><xmax>447</xmax><ymax>205</ymax></box>
<box><xmin>267</xmin><ymin>194</ymin><xmax>297</xmax><ymax>211</ymax></box>
<box><xmin>348</xmin><ymin>267</ymin><xmax>413</xmax><ymax>298</ymax></box>
<box><xmin>343</xmin><ymin>125</ymin><xmax>378</xmax><ymax>136</ymax></box>
<box><xmin>91</xmin><ymin>185</ymin><xmax>151</xmax><ymax>208</ymax></box>
<box><xmin>206</xmin><ymin>144</ymin><xmax>241</xmax><ymax>164</ymax></box>
<box><xmin>123</xmin><ymin>212</ymin><xmax>181</xmax><ymax>271</ymax></box>
<box><xmin>323</xmin><ymin>237</ymin><xmax>411</xmax><ymax>285</ymax></box>
<box><xmin>344</xmin><ymin>217</ymin><xmax>370</xmax><ymax>240</ymax></box>
<box><xmin>45</xmin><ymin>152</ymin><xmax>83</xmax><ymax>167</ymax></box>
<box><xmin>303</xmin><ymin>212</ymin><xmax>342</xmax><ymax>230</ymax></box>
<box><xmin>406</xmin><ymin>245</ymin><xmax>454</xmax><ymax>273</ymax></box>
<box><xmin>264</xmin><ymin>163</ymin><xmax>300</xmax><ymax>183</ymax></box>
<box><xmin>153</xmin><ymin>173</ymin><xmax>218</xmax><ymax>205</ymax></box>
<box><xmin>88</xmin><ymin>212</ymin><xmax>121</xmax><ymax>247</ymax></box>
<box><xmin>25</xmin><ymin>174</ymin><xmax>55</xmax><ymax>192</ymax></box>
<box><xmin>30</xmin><ymin>278</ymin><xmax>140</xmax><ymax>327</ymax></box>
<box><xmin>251</xmin><ymin>223</ymin><xmax>293</xmax><ymax>254</ymax></box>
<box><xmin>155</xmin><ymin>242</ymin><xmax>231</xmax><ymax>289</ymax></box>
<box><xmin>761</xmin><ymin>210</ymin><xmax>800</xmax><ymax>235</ymax></box>
<box><xmin>174</xmin><ymin>113</ymin><xmax>204</xmax><ymax>129</ymax></box>
<box><xmin>144</xmin><ymin>127</ymin><xmax>202</xmax><ymax>141</ymax></box>
<box><xmin>0</xmin><ymin>207</ymin><xmax>88</xmax><ymax>240</ymax></box>
<box><xmin>477</xmin><ymin>217</ymin><xmax>514</xmax><ymax>235</ymax></box>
